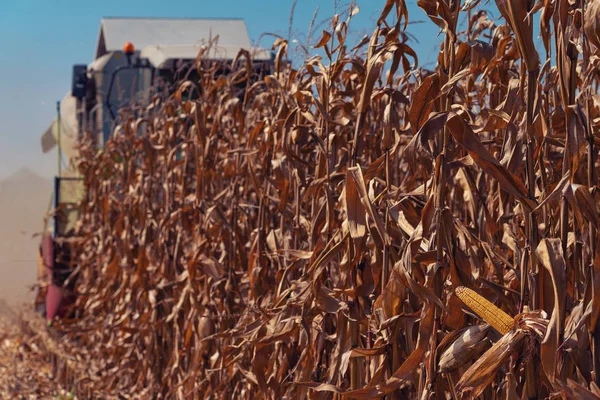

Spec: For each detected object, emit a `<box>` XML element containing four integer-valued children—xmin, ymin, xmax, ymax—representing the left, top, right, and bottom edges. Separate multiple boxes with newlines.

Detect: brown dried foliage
<box><xmin>41</xmin><ymin>0</ymin><xmax>600</xmax><ymax>398</ymax></box>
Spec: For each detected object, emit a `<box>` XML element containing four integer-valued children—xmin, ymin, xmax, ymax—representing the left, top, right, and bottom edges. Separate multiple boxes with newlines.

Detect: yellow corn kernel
<box><xmin>455</xmin><ymin>286</ymin><xmax>514</xmax><ymax>335</ymax></box>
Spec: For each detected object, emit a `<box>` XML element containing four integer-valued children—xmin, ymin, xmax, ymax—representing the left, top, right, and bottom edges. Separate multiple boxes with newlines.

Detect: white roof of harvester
<box><xmin>140</xmin><ymin>44</ymin><xmax>273</xmax><ymax>68</ymax></box>
<box><xmin>95</xmin><ymin>17</ymin><xmax>255</xmax><ymax>59</ymax></box>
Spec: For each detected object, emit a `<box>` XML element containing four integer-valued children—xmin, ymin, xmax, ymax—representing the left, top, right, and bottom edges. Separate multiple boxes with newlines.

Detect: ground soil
<box><xmin>0</xmin><ymin>303</ymin><xmax>74</xmax><ymax>399</ymax></box>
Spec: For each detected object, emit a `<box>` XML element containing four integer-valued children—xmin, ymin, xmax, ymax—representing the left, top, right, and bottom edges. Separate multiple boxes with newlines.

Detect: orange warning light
<box><xmin>123</xmin><ymin>42</ymin><xmax>135</xmax><ymax>55</ymax></box>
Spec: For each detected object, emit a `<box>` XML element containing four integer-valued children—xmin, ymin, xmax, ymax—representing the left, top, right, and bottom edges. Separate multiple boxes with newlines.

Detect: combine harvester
<box><xmin>37</xmin><ymin>17</ymin><xmax>274</xmax><ymax>324</ymax></box>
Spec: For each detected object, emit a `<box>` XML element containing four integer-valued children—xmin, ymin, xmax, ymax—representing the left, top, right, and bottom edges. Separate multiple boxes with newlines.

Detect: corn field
<box><xmin>42</xmin><ymin>0</ymin><xmax>600</xmax><ymax>398</ymax></box>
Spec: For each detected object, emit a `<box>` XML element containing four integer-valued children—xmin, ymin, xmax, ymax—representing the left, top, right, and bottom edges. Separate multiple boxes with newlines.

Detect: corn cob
<box><xmin>438</xmin><ymin>325</ymin><xmax>490</xmax><ymax>373</ymax></box>
<box><xmin>455</xmin><ymin>286</ymin><xmax>514</xmax><ymax>335</ymax></box>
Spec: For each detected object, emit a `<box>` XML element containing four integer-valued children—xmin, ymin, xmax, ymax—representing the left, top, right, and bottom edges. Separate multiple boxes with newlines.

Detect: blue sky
<box><xmin>0</xmin><ymin>0</ymin><xmax>448</xmax><ymax>180</ymax></box>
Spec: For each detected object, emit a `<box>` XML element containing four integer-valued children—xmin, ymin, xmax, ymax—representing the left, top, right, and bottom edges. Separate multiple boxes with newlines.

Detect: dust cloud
<box><xmin>0</xmin><ymin>168</ymin><xmax>52</xmax><ymax>308</ymax></box>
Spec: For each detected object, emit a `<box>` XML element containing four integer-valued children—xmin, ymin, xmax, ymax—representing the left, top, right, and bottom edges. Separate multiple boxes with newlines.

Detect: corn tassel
<box><xmin>455</xmin><ymin>286</ymin><xmax>514</xmax><ymax>335</ymax></box>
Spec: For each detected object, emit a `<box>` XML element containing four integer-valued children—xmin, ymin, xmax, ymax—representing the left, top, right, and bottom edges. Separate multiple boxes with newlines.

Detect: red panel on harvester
<box><xmin>45</xmin><ymin>284</ymin><xmax>64</xmax><ymax>321</ymax></box>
